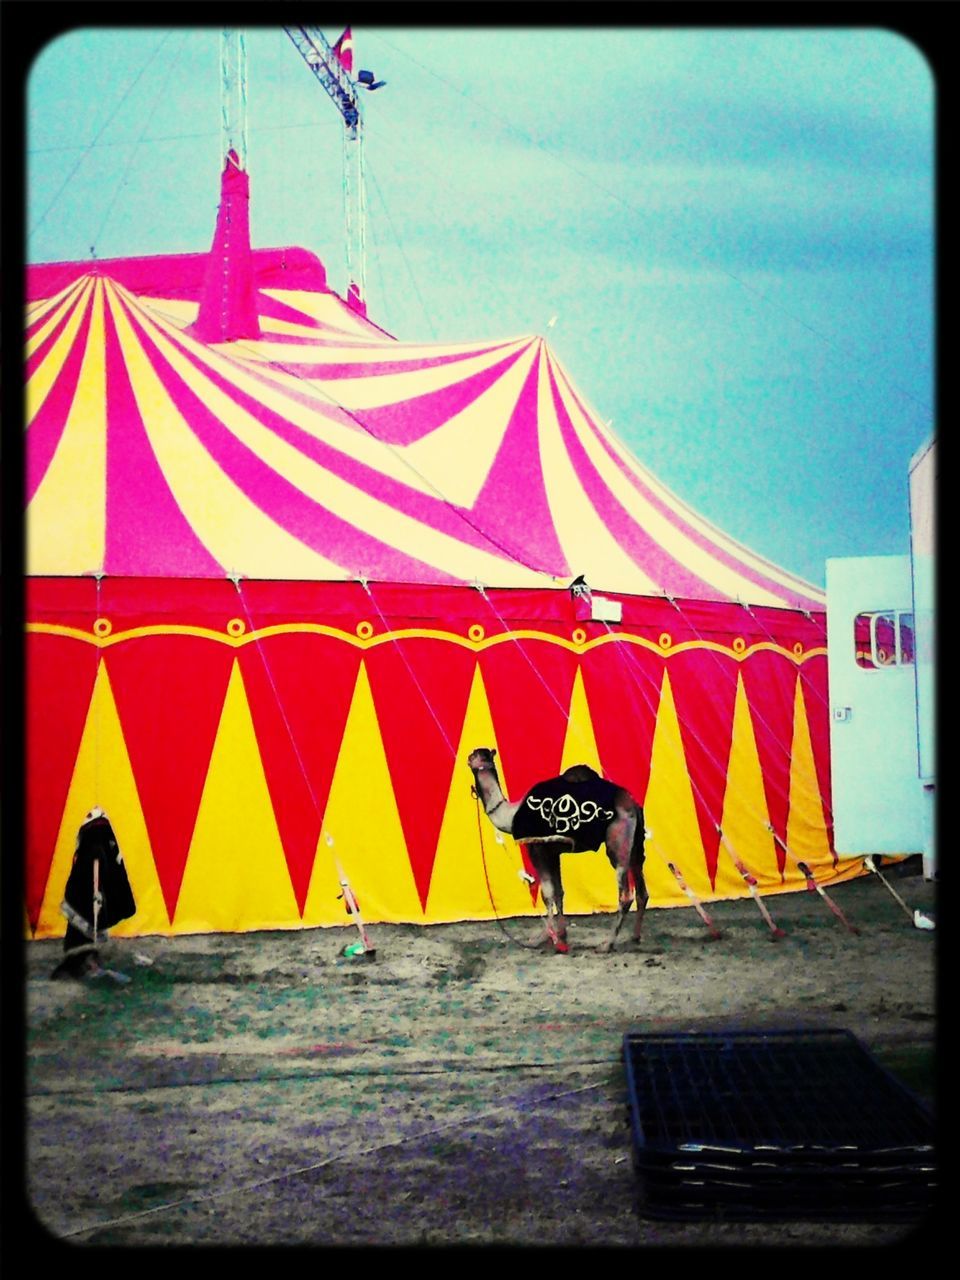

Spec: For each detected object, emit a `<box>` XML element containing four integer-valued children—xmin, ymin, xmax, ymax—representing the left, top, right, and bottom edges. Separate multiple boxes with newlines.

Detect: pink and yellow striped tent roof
<box><xmin>26</xmin><ymin>203</ymin><xmax>824</xmax><ymax>611</ymax></box>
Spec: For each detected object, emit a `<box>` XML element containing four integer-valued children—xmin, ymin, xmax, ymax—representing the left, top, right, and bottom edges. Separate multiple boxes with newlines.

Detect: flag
<box><xmin>332</xmin><ymin>27</ymin><xmax>354</xmax><ymax>74</ymax></box>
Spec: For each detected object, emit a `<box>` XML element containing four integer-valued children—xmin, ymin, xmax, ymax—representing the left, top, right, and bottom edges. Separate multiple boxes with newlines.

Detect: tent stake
<box><xmin>324</xmin><ymin>833</ymin><xmax>376</xmax><ymax>958</ymax></box>
<box><xmin>796</xmin><ymin>861</ymin><xmax>861</xmax><ymax>935</ymax></box>
<box><xmin>768</xmin><ymin>827</ymin><xmax>860</xmax><ymax>935</ymax></box>
<box><xmin>667</xmin><ymin>860</ymin><xmax>722</xmax><ymax>940</ymax></box>
<box><xmin>864</xmin><ymin>856</ymin><xmax>930</xmax><ymax>928</ymax></box>
<box><xmin>718</xmin><ymin>828</ymin><xmax>785</xmax><ymax>939</ymax></box>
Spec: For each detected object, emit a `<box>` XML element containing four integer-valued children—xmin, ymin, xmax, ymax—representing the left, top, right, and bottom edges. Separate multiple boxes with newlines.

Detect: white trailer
<box><xmin>909</xmin><ymin>437</ymin><xmax>936</xmax><ymax>878</ymax></box>
<box><xmin>826</xmin><ymin>437</ymin><xmax>936</xmax><ymax>878</ymax></box>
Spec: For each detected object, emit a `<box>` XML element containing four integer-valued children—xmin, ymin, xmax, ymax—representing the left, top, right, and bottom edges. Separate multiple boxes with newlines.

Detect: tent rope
<box><xmin>598</xmin><ymin>603</ymin><xmax>853</xmax><ymax>930</ymax></box>
<box><xmin>99</xmin><ymin>320</ymin><xmax>833</xmax><ymax>935</ymax></box>
<box><xmin>30</xmin><ymin>31</ymin><xmax>176</xmax><ymax>247</ymax></box>
<box><xmin>89</xmin><ymin>32</ymin><xmax>190</xmax><ymax>257</ymax></box>
<box><xmin>56</xmin><ymin>1074</ymin><xmax>609</xmax><ymax>1240</ymax></box>
<box><xmin>590</xmin><ymin>612</ymin><xmax>787</xmax><ymax>935</ymax></box>
<box><xmin>475</xmin><ymin>582</ymin><xmax>795</xmax><ymax>933</ymax></box>
<box><xmin>775</xmin><ymin>830</ymin><xmax>861</xmax><ymax>934</ymax></box>
<box><xmin>371</xmin><ymin>28</ymin><xmax>933</xmax><ymax>429</ymax></box>
<box><xmin>94</xmin><ymin>571</ymin><xmax>104</xmax><ymax>806</ymax></box>
<box><xmin>358</xmin><ymin>578</ymin><xmax>457</xmax><ymax>758</ymax></box>
<box><xmin>715</xmin><ymin>822</ymin><xmax>786</xmax><ymax>938</ymax></box>
<box><xmin>473</xmin><ymin>791</ymin><xmax>546</xmax><ymax>950</ymax></box>
<box><xmin>364</xmin><ymin>163</ymin><xmax>438</xmax><ymax>340</ymax></box>
<box><xmin>473</xmin><ymin>584</ymin><xmax>592</xmax><ymax>759</ymax></box>
<box><xmin>471</xmin><ymin>585</ymin><xmax>742</xmax><ymax>934</ymax></box>
<box><xmin>225</xmin><ymin>334</ymin><xmax>558</xmax><ymax>584</ymax></box>
<box><xmin>229</xmin><ymin>574</ymin><xmax>323</xmax><ymax>816</ymax></box>
<box><xmin>228</xmin><ymin>573</ymin><xmax>360</xmax><ymax>924</ymax></box>
<box><xmin>735</xmin><ymin>598</ymin><xmax>831</xmax><ymax>731</ymax></box>
<box><xmin>663</xmin><ymin>594</ymin><xmax>834</xmax><ymax>832</ymax></box>
<box><xmin>735</xmin><ymin>601</ymin><xmax>835</xmax><ymax>827</ymax></box>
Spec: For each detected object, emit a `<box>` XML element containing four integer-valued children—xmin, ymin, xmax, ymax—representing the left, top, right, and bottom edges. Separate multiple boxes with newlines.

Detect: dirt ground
<box><xmin>17</xmin><ymin>864</ymin><xmax>939</xmax><ymax>1252</ymax></box>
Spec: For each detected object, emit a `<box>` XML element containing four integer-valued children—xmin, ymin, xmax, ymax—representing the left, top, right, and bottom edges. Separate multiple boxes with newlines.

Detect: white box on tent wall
<box><xmin>590</xmin><ymin>596</ymin><xmax>622</xmax><ymax>624</ymax></box>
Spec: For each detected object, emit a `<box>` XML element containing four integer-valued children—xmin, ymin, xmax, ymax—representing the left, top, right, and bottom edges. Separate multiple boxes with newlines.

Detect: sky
<box><xmin>21</xmin><ymin>19</ymin><xmax>936</xmax><ymax>590</ymax></box>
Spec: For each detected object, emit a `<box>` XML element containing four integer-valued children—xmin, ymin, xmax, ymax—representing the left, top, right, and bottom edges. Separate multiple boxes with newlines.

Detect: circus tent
<box><xmin>25</xmin><ymin>154</ymin><xmax>852</xmax><ymax>941</ymax></box>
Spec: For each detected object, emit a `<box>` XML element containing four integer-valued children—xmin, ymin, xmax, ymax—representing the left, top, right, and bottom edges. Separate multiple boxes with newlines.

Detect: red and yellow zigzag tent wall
<box><xmin>26</xmin><ymin>578</ymin><xmax>855</xmax><ymax>939</ymax></box>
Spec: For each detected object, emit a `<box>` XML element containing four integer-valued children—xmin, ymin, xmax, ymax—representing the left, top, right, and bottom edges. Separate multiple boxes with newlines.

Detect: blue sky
<box><xmin>24</xmin><ymin>22</ymin><xmax>935</xmax><ymax>589</ymax></box>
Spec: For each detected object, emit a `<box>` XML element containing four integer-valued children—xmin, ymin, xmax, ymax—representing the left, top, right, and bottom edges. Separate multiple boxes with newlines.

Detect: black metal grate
<box><xmin>623</xmin><ymin>1029</ymin><xmax>936</xmax><ymax>1221</ymax></box>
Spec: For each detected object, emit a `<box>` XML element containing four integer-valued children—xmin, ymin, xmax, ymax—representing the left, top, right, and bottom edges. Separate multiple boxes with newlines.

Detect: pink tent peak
<box><xmin>189</xmin><ymin>149</ymin><xmax>262</xmax><ymax>344</ymax></box>
<box><xmin>346</xmin><ymin>280</ymin><xmax>367</xmax><ymax>317</ymax></box>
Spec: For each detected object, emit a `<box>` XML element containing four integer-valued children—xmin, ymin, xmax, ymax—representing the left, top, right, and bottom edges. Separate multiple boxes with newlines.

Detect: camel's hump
<box><xmin>561</xmin><ymin>764</ymin><xmax>601</xmax><ymax>784</ymax></box>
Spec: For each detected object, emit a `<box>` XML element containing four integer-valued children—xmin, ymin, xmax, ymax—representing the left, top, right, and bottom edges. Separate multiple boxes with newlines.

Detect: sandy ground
<box><xmin>18</xmin><ymin>864</ymin><xmax>939</xmax><ymax>1252</ymax></box>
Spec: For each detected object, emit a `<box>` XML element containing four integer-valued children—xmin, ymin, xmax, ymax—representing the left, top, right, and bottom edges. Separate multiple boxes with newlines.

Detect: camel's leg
<box><xmin>525</xmin><ymin>848</ymin><xmax>553</xmax><ymax>947</ymax></box>
<box><xmin>631</xmin><ymin>860</ymin><xmax>649</xmax><ymax>942</ymax></box>
<box><xmin>599</xmin><ymin>809</ymin><xmax>645</xmax><ymax>953</ymax></box>
<box><xmin>530</xmin><ymin>849</ymin><xmax>568</xmax><ymax>951</ymax></box>
<box><xmin>549</xmin><ymin>850</ymin><xmax>567</xmax><ymax>948</ymax></box>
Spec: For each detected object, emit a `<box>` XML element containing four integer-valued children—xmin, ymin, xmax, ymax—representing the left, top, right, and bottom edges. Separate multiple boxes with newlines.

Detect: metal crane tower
<box><xmin>220</xmin><ymin>30</ymin><xmax>249</xmax><ymax>168</ymax></box>
<box><xmin>284</xmin><ymin>25</ymin><xmax>368</xmax><ymax>312</ymax></box>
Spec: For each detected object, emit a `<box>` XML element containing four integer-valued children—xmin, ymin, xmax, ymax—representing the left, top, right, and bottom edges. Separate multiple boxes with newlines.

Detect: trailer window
<box><xmin>854</xmin><ymin>611</ymin><xmax>915</xmax><ymax>669</ymax></box>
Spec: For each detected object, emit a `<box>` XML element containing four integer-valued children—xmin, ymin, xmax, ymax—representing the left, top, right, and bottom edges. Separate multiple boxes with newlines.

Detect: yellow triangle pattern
<box><xmin>174</xmin><ymin>659</ymin><xmax>298</xmax><ymax>933</ymax></box>
<box><xmin>718</xmin><ymin>673</ymin><xmax>780</xmax><ymax>892</ymax></box>
<box><xmin>642</xmin><ymin>670</ymin><xmax>709</xmax><ymax>905</ymax></box>
<box><xmin>303</xmin><ymin>659</ymin><xmax>422</xmax><ymax>925</ymax></box>
<box><xmin>555</xmin><ymin>667</ymin><xmax>619</xmax><ymax>915</ymax></box>
<box><xmin>34</xmin><ymin>659</ymin><xmax>168</xmax><ymax>939</ymax></box>
<box><xmin>427</xmin><ymin>662</ymin><xmax>536</xmax><ymax>921</ymax></box>
<box><xmin>785</xmin><ymin>675</ymin><xmax>835</xmax><ymax>869</ymax></box>
<box><xmin>26</xmin><ymin>635</ymin><xmax>844</xmax><ymax>938</ymax></box>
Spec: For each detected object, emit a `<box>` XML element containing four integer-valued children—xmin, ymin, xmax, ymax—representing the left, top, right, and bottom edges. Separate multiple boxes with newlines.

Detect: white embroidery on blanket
<box><xmin>524</xmin><ymin>793</ymin><xmax>614</xmax><ymax>835</ymax></box>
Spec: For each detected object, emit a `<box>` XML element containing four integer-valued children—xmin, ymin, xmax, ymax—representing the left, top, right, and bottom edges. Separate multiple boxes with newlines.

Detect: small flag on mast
<box><xmin>332</xmin><ymin>27</ymin><xmax>354</xmax><ymax>74</ymax></box>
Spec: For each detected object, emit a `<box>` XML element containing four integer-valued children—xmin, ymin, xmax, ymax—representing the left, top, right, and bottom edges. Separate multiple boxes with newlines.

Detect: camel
<box><xmin>467</xmin><ymin>747</ymin><xmax>648</xmax><ymax>954</ymax></box>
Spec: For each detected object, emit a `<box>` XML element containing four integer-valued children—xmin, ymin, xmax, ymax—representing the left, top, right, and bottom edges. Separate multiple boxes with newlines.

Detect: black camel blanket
<box><xmin>512</xmin><ymin>768</ymin><xmax>620</xmax><ymax>852</ymax></box>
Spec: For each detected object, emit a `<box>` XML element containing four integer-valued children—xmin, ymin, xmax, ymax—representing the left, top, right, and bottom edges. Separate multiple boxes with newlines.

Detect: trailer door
<box><xmin>826</xmin><ymin>555</ymin><xmax>923</xmax><ymax>855</ymax></box>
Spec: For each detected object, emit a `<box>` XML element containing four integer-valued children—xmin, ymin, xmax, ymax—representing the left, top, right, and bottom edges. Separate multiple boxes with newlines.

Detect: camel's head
<box><xmin>467</xmin><ymin>747</ymin><xmax>501</xmax><ymax>801</ymax></box>
<box><xmin>467</xmin><ymin>747</ymin><xmax>497</xmax><ymax>773</ymax></box>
